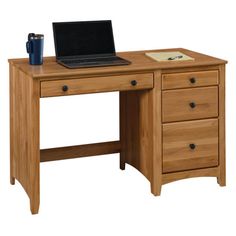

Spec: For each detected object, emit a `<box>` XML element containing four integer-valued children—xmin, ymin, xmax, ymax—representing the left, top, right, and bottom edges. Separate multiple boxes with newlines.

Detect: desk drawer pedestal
<box><xmin>156</xmin><ymin>67</ymin><xmax>225</xmax><ymax>194</ymax></box>
<box><xmin>120</xmin><ymin>67</ymin><xmax>225</xmax><ymax>197</ymax></box>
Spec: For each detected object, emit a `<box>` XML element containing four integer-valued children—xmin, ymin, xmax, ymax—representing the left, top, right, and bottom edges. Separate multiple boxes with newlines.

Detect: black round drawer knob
<box><xmin>189</xmin><ymin>143</ymin><xmax>196</xmax><ymax>150</ymax></box>
<box><xmin>131</xmin><ymin>80</ymin><xmax>137</xmax><ymax>86</ymax></box>
<box><xmin>189</xmin><ymin>77</ymin><xmax>196</xmax><ymax>84</ymax></box>
<box><xmin>62</xmin><ymin>85</ymin><xmax>69</xmax><ymax>92</ymax></box>
<box><xmin>189</xmin><ymin>102</ymin><xmax>196</xmax><ymax>108</ymax></box>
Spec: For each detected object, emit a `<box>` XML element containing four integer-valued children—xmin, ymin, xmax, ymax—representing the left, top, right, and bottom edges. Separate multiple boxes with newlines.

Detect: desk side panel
<box><xmin>218</xmin><ymin>64</ymin><xmax>226</xmax><ymax>186</ymax></box>
<box><xmin>120</xmin><ymin>89</ymin><xmax>154</xmax><ymax>182</ymax></box>
<box><xmin>10</xmin><ymin>64</ymin><xmax>17</xmax><ymax>185</ymax></box>
<box><xmin>120</xmin><ymin>71</ymin><xmax>162</xmax><ymax>195</ymax></box>
<box><xmin>10</xmin><ymin>66</ymin><xmax>40</xmax><ymax>214</ymax></box>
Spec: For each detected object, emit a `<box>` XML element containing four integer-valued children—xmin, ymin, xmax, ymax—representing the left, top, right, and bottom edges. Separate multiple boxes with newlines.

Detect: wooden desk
<box><xmin>9</xmin><ymin>48</ymin><xmax>227</xmax><ymax>214</ymax></box>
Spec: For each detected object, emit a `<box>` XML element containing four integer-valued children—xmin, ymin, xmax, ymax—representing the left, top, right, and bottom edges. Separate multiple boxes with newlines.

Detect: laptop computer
<box><xmin>52</xmin><ymin>20</ymin><xmax>131</xmax><ymax>68</ymax></box>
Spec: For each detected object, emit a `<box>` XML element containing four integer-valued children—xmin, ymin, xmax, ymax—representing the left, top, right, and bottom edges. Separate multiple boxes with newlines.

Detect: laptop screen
<box><xmin>53</xmin><ymin>20</ymin><xmax>116</xmax><ymax>58</ymax></box>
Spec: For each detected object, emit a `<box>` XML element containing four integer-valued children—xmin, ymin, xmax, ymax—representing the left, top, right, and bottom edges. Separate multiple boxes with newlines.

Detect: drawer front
<box><xmin>41</xmin><ymin>73</ymin><xmax>153</xmax><ymax>97</ymax></box>
<box><xmin>162</xmin><ymin>87</ymin><xmax>218</xmax><ymax>123</ymax></box>
<box><xmin>163</xmin><ymin>119</ymin><xmax>219</xmax><ymax>173</ymax></box>
<box><xmin>162</xmin><ymin>70</ymin><xmax>218</xmax><ymax>90</ymax></box>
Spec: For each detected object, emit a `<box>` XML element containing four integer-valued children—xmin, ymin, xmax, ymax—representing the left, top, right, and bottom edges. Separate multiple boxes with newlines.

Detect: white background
<box><xmin>0</xmin><ymin>0</ymin><xmax>235</xmax><ymax>235</ymax></box>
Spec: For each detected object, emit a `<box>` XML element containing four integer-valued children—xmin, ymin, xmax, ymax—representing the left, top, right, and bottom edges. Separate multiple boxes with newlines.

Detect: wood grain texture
<box><xmin>9</xmin><ymin>49</ymin><xmax>227</xmax><ymax>212</ymax></box>
<box><xmin>41</xmin><ymin>73</ymin><xmax>154</xmax><ymax>97</ymax></box>
<box><xmin>163</xmin><ymin>119</ymin><xmax>219</xmax><ymax>173</ymax></box>
<box><xmin>218</xmin><ymin>65</ymin><xmax>226</xmax><ymax>186</ymax></box>
<box><xmin>162</xmin><ymin>86</ymin><xmax>218</xmax><ymax>122</ymax></box>
<box><xmin>9</xmin><ymin>65</ymin><xmax>16</xmax><ymax>185</ymax></box>
<box><xmin>162</xmin><ymin>70</ymin><xmax>218</xmax><ymax>90</ymax></box>
<box><xmin>120</xmin><ymin>89</ymin><xmax>154</xmax><ymax>183</ymax></box>
<box><xmin>151</xmin><ymin>71</ymin><xmax>162</xmax><ymax>196</ymax></box>
<box><xmin>40</xmin><ymin>141</ymin><xmax>120</xmax><ymax>162</ymax></box>
<box><xmin>119</xmin><ymin>71</ymin><xmax>162</xmax><ymax>195</ymax></box>
<box><xmin>161</xmin><ymin>65</ymin><xmax>220</xmax><ymax>74</ymax></box>
<box><xmin>10</xmin><ymin>66</ymin><xmax>40</xmax><ymax>214</ymax></box>
<box><xmin>162</xmin><ymin>167</ymin><xmax>219</xmax><ymax>184</ymax></box>
<box><xmin>119</xmin><ymin>92</ymin><xmax>127</xmax><ymax>170</ymax></box>
<box><xmin>8</xmin><ymin>48</ymin><xmax>227</xmax><ymax>80</ymax></box>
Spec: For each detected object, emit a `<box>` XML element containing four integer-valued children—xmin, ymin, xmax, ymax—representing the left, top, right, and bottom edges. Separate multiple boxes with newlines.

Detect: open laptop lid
<box><xmin>53</xmin><ymin>20</ymin><xmax>116</xmax><ymax>59</ymax></box>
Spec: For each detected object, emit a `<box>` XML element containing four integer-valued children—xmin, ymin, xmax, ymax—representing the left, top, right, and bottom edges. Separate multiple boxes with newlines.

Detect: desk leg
<box><xmin>10</xmin><ymin>66</ymin><xmax>16</xmax><ymax>185</ymax></box>
<box><xmin>119</xmin><ymin>92</ymin><xmax>126</xmax><ymax>170</ymax></box>
<box><xmin>10</xmin><ymin>67</ymin><xmax>40</xmax><ymax>214</ymax></box>
<box><xmin>151</xmin><ymin>71</ymin><xmax>162</xmax><ymax>196</ymax></box>
<box><xmin>218</xmin><ymin>64</ymin><xmax>226</xmax><ymax>186</ymax></box>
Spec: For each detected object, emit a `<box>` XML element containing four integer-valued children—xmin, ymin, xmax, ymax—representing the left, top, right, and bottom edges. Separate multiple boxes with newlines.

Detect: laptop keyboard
<box><xmin>61</xmin><ymin>56</ymin><xmax>124</xmax><ymax>65</ymax></box>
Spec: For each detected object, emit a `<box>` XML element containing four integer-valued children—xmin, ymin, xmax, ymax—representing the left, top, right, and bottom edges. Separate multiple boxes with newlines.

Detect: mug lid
<box><xmin>29</xmin><ymin>34</ymin><xmax>44</xmax><ymax>40</ymax></box>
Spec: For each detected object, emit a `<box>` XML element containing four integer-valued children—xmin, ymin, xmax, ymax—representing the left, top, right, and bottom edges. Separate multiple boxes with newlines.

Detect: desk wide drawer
<box><xmin>162</xmin><ymin>70</ymin><xmax>218</xmax><ymax>90</ymax></box>
<box><xmin>163</xmin><ymin>119</ymin><xmax>219</xmax><ymax>173</ymax></box>
<box><xmin>40</xmin><ymin>73</ymin><xmax>153</xmax><ymax>97</ymax></box>
<box><xmin>162</xmin><ymin>86</ymin><xmax>218</xmax><ymax>123</ymax></box>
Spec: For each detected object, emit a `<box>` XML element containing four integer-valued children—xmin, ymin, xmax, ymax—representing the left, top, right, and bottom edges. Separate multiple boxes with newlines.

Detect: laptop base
<box><xmin>57</xmin><ymin>56</ymin><xmax>131</xmax><ymax>69</ymax></box>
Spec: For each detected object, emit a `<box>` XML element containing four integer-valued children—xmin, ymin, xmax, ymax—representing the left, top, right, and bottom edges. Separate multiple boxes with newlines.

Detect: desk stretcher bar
<box><xmin>40</xmin><ymin>141</ymin><xmax>121</xmax><ymax>162</ymax></box>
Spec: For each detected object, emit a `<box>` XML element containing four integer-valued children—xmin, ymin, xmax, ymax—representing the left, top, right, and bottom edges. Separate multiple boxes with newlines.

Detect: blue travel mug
<box><xmin>26</xmin><ymin>33</ymin><xmax>44</xmax><ymax>65</ymax></box>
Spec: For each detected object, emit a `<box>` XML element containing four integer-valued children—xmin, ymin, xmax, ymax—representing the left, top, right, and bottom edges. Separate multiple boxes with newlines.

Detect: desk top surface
<box><xmin>9</xmin><ymin>48</ymin><xmax>227</xmax><ymax>79</ymax></box>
